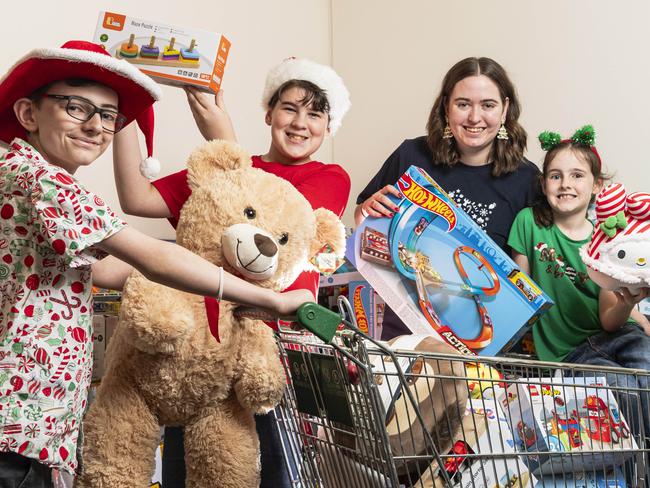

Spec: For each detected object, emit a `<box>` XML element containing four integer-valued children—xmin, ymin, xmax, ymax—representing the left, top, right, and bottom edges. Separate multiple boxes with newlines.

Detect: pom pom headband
<box><xmin>538</xmin><ymin>124</ymin><xmax>601</xmax><ymax>170</ymax></box>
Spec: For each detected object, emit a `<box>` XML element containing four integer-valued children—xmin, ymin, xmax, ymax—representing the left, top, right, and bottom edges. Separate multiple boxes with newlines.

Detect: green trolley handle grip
<box><xmin>295</xmin><ymin>302</ymin><xmax>343</xmax><ymax>344</ymax></box>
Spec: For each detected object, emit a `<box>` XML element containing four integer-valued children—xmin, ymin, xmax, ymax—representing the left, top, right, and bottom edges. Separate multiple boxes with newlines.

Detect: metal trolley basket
<box><xmin>272</xmin><ymin>299</ymin><xmax>650</xmax><ymax>488</ymax></box>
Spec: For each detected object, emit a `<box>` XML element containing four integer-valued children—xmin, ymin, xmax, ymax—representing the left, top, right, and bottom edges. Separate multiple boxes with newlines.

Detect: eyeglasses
<box><xmin>43</xmin><ymin>94</ymin><xmax>127</xmax><ymax>133</ymax></box>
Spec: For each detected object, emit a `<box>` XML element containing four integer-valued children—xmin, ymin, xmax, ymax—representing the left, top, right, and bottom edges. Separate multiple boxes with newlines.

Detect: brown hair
<box><xmin>532</xmin><ymin>141</ymin><xmax>608</xmax><ymax>227</ymax></box>
<box><xmin>267</xmin><ymin>79</ymin><xmax>330</xmax><ymax>118</ymax></box>
<box><xmin>426</xmin><ymin>57</ymin><xmax>526</xmax><ymax>176</ymax></box>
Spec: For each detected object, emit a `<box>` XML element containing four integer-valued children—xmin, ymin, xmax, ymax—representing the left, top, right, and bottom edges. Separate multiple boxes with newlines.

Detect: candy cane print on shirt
<box><xmin>49</xmin><ymin>347</ymin><xmax>71</xmax><ymax>383</ymax></box>
<box><xmin>49</xmin><ymin>290</ymin><xmax>81</xmax><ymax>320</ymax></box>
<box><xmin>57</xmin><ymin>189</ymin><xmax>82</xmax><ymax>225</ymax></box>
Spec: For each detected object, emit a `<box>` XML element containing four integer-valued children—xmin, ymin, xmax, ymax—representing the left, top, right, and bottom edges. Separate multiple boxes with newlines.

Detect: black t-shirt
<box><xmin>357</xmin><ymin>136</ymin><xmax>541</xmax><ymax>338</ymax></box>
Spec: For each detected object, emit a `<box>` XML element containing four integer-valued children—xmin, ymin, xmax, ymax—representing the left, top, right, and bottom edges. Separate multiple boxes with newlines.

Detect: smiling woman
<box><xmin>355</xmin><ymin>57</ymin><xmax>541</xmax><ymax>340</ymax></box>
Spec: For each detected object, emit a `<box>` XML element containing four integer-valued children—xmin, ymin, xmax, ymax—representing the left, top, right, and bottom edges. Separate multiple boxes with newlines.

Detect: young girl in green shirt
<box><xmin>507</xmin><ymin>126</ymin><xmax>650</xmax><ymax>432</ymax></box>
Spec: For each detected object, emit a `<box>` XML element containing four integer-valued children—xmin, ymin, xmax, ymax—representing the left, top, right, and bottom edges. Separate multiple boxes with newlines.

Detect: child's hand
<box><xmin>638</xmin><ymin>315</ymin><xmax>650</xmax><ymax>336</ymax></box>
<box><xmin>358</xmin><ymin>185</ymin><xmax>402</xmax><ymax>220</ymax></box>
<box><xmin>184</xmin><ymin>87</ymin><xmax>236</xmax><ymax>142</ymax></box>
<box><xmin>615</xmin><ymin>287</ymin><xmax>650</xmax><ymax>307</ymax></box>
<box><xmin>273</xmin><ymin>289</ymin><xmax>315</xmax><ymax>317</ymax></box>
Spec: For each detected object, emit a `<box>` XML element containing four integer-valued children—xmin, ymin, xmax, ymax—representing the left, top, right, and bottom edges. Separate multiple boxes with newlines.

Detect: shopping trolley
<box><xmin>272</xmin><ymin>298</ymin><xmax>650</xmax><ymax>487</ymax></box>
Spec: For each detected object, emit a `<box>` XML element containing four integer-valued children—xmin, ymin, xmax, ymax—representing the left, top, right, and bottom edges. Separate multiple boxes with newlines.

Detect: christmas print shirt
<box><xmin>0</xmin><ymin>139</ymin><xmax>126</xmax><ymax>473</ymax></box>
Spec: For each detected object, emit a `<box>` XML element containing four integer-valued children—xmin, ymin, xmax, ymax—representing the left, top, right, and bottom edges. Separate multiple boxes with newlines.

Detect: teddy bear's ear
<box><xmin>186</xmin><ymin>140</ymin><xmax>252</xmax><ymax>190</ymax></box>
<box><xmin>310</xmin><ymin>208</ymin><xmax>347</xmax><ymax>260</ymax></box>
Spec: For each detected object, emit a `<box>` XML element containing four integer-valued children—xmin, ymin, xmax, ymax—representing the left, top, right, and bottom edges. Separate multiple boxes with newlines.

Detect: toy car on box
<box><xmin>420</xmin><ymin>398</ymin><xmax>537</xmax><ymax>487</ymax></box>
<box><xmin>499</xmin><ymin>377</ymin><xmax>636</xmax><ymax>475</ymax></box>
<box><xmin>93</xmin><ymin>11</ymin><xmax>230</xmax><ymax>93</ymax></box>
<box><xmin>347</xmin><ymin>166</ymin><xmax>553</xmax><ymax>356</ymax></box>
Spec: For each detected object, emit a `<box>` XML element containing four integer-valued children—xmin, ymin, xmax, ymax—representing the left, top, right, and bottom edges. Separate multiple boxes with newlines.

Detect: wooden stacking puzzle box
<box><xmin>93</xmin><ymin>11</ymin><xmax>231</xmax><ymax>93</ymax></box>
<box><xmin>347</xmin><ymin>166</ymin><xmax>553</xmax><ymax>356</ymax></box>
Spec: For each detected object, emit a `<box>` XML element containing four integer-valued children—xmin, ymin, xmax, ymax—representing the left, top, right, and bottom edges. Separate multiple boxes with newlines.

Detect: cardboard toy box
<box><xmin>499</xmin><ymin>377</ymin><xmax>636</xmax><ymax>475</ymax></box>
<box><xmin>93</xmin><ymin>11</ymin><xmax>231</xmax><ymax>93</ymax></box>
<box><xmin>348</xmin><ymin>280</ymin><xmax>384</xmax><ymax>339</ymax></box>
<box><xmin>421</xmin><ymin>398</ymin><xmax>536</xmax><ymax>488</ymax></box>
<box><xmin>534</xmin><ymin>468</ymin><xmax>626</xmax><ymax>488</ymax></box>
<box><xmin>347</xmin><ymin>166</ymin><xmax>553</xmax><ymax>356</ymax></box>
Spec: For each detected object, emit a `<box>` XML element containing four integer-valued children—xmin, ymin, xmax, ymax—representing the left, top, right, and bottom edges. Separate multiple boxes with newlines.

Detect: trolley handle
<box><xmin>295</xmin><ymin>302</ymin><xmax>343</xmax><ymax>343</ymax></box>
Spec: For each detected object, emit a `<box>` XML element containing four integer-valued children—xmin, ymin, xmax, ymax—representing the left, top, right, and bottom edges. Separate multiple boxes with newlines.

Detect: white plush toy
<box><xmin>580</xmin><ymin>183</ymin><xmax>650</xmax><ymax>293</ymax></box>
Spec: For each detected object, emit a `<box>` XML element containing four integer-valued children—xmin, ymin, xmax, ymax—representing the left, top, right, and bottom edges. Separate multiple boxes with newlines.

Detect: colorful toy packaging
<box><xmin>498</xmin><ymin>377</ymin><xmax>636</xmax><ymax>475</ymax></box>
<box><xmin>93</xmin><ymin>11</ymin><xmax>231</xmax><ymax>93</ymax></box>
<box><xmin>419</xmin><ymin>398</ymin><xmax>537</xmax><ymax>488</ymax></box>
<box><xmin>534</xmin><ymin>468</ymin><xmax>626</xmax><ymax>488</ymax></box>
<box><xmin>347</xmin><ymin>166</ymin><xmax>553</xmax><ymax>356</ymax></box>
<box><xmin>348</xmin><ymin>280</ymin><xmax>384</xmax><ymax>339</ymax></box>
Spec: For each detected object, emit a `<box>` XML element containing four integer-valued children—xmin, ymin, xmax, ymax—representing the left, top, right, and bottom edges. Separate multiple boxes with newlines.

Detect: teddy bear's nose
<box><xmin>254</xmin><ymin>233</ymin><xmax>278</xmax><ymax>257</ymax></box>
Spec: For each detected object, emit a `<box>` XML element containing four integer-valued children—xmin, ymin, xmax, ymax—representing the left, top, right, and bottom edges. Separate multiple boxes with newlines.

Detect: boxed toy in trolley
<box><xmin>93</xmin><ymin>11</ymin><xmax>231</xmax><ymax>93</ymax></box>
<box><xmin>272</xmin><ymin>302</ymin><xmax>649</xmax><ymax>488</ymax></box>
<box><xmin>498</xmin><ymin>376</ymin><xmax>637</xmax><ymax>475</ymax></box>
<box><xmin>347</xmin><ymin>165</ymin><xmax>553</xmax><ymax>357</ymax></box>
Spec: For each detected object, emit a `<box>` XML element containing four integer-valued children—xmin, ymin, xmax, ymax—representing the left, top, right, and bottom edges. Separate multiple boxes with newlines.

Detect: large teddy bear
<box><xmin>78</xmin><ymin>140</ymin><xmax>345</xmax><ymax>487</ymax></box>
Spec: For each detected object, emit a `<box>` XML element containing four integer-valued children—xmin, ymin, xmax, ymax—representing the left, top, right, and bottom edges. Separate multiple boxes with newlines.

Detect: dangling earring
<box><xmin>497</xmin><ymin>120</ymin><xmax>509</xmax><ymax>140</ymax></box>
<box><xmin>443</xmin><ymin>117</ymin><xmax>453</xmax><ymax>139</ymax></box>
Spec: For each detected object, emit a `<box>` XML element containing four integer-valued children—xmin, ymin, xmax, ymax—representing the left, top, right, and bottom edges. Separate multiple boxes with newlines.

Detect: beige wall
<box><xmin>332</xmin><ymin>0</ymin><xmax>650</xmax><ymax>225</ymax></box>
<box><xmin>4</xmin><ymin>2</ymin><xmax>649</xmax><ymax>232</ymax></box>
<box><xmin>2</xmin><ymin>0</ymin><xmax>332</xmax><ymax>239</ymax></box>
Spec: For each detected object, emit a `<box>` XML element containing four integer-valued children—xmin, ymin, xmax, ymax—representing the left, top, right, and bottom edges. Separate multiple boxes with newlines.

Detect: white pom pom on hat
<box><xmin>261</xmin><ymin>57</ymin><xmax>350</xmax><ymax>135</ymax></box>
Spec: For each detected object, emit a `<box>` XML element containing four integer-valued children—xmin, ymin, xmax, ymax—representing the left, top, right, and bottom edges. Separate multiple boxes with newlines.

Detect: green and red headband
<box><xmin>538</xmin><ymin>124</ymin><xmax>602</xmax><ymax>171</ymax></box>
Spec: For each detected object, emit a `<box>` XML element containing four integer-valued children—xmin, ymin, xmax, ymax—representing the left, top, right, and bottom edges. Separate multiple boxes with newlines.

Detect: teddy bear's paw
<box><xmin>234</xmin><ymin>379</ymin><xmax>286</xmax><ymax>414</ymax></box>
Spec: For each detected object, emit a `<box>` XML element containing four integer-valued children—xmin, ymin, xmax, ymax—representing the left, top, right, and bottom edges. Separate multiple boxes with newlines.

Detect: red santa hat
<box><xmin>261</xmin><ymin>57</ymin><xmax>350</xmax><ymax>135</ymax></box>
<box><xmin>0</xmin><ymin>40</ymin><xmax>162</xmax><ymax>179</ymax></box>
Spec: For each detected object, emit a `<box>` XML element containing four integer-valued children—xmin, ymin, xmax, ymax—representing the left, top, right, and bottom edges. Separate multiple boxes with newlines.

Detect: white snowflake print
<box><xmin>448</xmin><ymin>190</ymin><xmax>496</xmax><ymax>229</ymax></box>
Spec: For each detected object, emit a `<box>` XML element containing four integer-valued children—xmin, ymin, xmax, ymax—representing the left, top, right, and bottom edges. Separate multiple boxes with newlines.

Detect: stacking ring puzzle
<box><xmin>94</xmin><ymin>11</ymin><xmax>231</xmax><ymax>93</ymax></box>
<box><xmin>117</xmin><ymin>34</ymin><xmax>201</xmax><ymax>69</ymax></box>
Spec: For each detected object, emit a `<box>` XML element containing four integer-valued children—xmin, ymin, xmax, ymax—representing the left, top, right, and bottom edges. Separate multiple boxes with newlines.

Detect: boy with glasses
<box><xmin>0</xmin><ymin>41</ymin><xmax>311</xmax><ymax>487</ymax></box>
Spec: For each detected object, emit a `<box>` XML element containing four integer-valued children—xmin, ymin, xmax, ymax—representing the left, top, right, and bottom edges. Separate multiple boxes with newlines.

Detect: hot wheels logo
<box><xmin>398</xmin><ymin>174</ymin><xmax>457</xmax><ymax>231</ymax></box>
<box><xmin>353</xmin><ymin>286</ymin><xmax>369</xmax><ymax>334</ymax></box>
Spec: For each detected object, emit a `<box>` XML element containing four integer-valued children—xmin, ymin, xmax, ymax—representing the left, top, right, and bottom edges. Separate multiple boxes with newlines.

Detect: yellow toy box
<box><xmin>93</xmin><ymin>11</ymin><xmax>231</xmax><ymax>93</ymax></box>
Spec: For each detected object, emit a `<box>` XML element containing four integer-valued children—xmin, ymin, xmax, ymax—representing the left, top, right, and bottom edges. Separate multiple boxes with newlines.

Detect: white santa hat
<box><xmin>0</xmin><ymin>40</ymin><xmax>162</xmax><ymax>179</ymax></box>
<box><xmin>261</xmin><ymin>57</ymin><xmax>350</xmax><ymax>135</ymax></box>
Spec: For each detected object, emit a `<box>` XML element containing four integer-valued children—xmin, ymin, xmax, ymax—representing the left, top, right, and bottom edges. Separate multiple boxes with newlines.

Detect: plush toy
<box><xmin>580</xmin><ymin>183</ymin><xmax>650</xmax><ymax>293</ymax></box>
<box><xmin>77</xmin><ymin>140</ymin><xmax>345</xmax><ymax>488</ymax></box>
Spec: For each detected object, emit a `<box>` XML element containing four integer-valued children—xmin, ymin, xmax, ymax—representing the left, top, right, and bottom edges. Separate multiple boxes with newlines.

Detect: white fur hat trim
<box><xmin>261</xmin><ymin>58</ymin><xmax>350</xmax><ymax>135</ymax></box>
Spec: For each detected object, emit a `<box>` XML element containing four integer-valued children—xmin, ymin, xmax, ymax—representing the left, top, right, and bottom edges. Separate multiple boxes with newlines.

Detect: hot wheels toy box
<box><xmin>423</xmin><ymin>398</ymin><xmax>537</xmax><ymax>487</ymax></box>
<box><xmin>348</xmin><ymin>280</ymin><xmax>384</xmax><ymax>340</ymax></box>
<box><xmin>499</xmin><ymin>377</ymin><xmax>636</xmax><ymax>475</ymax></box>
<box><xmin>93</xmin><ymin>11</ymin><xmax>231</xmax><ymax>93</ymax></box>
<box><xmin>347</xmin><ymin>166</ymin><xmax>552</xmax><ymax>356</ymax></box>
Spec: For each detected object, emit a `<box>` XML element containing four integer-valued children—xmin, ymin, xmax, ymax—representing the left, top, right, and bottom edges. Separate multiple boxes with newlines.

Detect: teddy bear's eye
<box><xmin>244</xmin><ymin>207</ymin><xmax>256</xmax><ymax>219</ymax></box>
<box><xmin>617</xmin><ymin>250</ymin><xmax>626</xmax><ymax>259</ymax></box>
<box><xmin>278</xmin><ymin>233</ymin><xmax>289</xmax><ymax>245</ymax></box>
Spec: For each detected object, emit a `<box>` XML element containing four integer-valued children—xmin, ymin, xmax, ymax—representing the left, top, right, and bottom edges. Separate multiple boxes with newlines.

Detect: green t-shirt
<box><xmin>507</xmin><ymin>208</ymin><xmax>601</xmax><ymax>362</ymax></box>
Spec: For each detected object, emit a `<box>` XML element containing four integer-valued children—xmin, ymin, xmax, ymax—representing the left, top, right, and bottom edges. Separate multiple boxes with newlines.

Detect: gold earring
<box><xmin>497</xmin><ymin>121</ymin><xmax>509</xmax><ymax>140</ymax></box>
<box><xmin>443</xmin><ymin>118</ymin><xmax>453</xmax><ymax>139</ymax></box>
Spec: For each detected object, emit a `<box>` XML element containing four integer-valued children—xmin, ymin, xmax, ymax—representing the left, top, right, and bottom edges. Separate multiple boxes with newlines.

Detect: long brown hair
<box><xmin>426</xmin><ymin>57</ymin><xmax>526</xmax><ymax>176</ymax></box>
<box><xmin>532</xmin><ymin>141</ymin><xmax>607</xmax><ymax>227</ymax></box>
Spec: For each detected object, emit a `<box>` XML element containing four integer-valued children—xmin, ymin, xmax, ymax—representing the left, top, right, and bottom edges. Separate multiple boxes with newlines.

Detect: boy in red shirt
<box><xmin>112</xmin><ymin>57</ymin><xmax>352</xmax><ymax>488</ymax></box>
